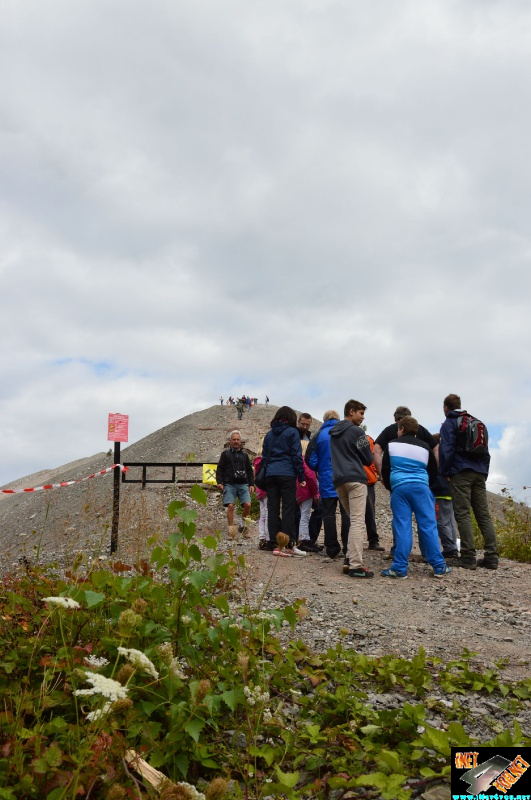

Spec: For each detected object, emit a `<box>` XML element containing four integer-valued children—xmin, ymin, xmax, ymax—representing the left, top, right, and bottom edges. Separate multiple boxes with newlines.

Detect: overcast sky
<box><xmin>1</xmin><ymin>0</ymin><xmax>530</xmax><ymax>501</ymax></box>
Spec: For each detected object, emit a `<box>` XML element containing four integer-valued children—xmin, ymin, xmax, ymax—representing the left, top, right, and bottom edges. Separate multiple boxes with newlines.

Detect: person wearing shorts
<box><xmin>216</xmin><ymin>431</ymin><xmax>255</xmax><ymax>538</ymax></box>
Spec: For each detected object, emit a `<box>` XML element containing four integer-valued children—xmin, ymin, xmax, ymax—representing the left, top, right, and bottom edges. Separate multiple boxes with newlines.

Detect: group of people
<box><xmin>220</xmin><ymin>396</ymin><xmax>263</xmax><ymax>407</ymax></box>
<box><xmin>215</xmin><ymin>395</ymin><xmax>499</xmax><ymax>579</ymax></box>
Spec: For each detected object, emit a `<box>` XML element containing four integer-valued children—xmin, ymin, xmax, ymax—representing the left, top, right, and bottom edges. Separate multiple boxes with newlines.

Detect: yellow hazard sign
<box><xmin>202</xmin><ymin>464</ymin><xmax>218</xmax><ymax>485</ymax></box>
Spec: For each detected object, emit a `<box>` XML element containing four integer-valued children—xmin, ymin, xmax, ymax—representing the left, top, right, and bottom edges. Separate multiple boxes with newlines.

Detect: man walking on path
<box><xmin>216</xmin><ymin>431</ymin><xmax>255</xmax><ymax>539</ymax></box>
<box><xmin>330</xmin><ymin>400</ymin><xmax>374</xmax><ymax>578</ymax></box>
<box><xmin>439</xmin><ymin>394</ymin><xmax>499</xmax><ymax>570</ymax></box>
<box><xmin>381</xmin><ymin>416</ymin><xmax>450</xmax><ymax>579</ymax></box>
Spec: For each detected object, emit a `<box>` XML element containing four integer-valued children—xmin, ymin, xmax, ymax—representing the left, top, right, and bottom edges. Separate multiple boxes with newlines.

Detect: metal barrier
<box><xmin>122</xmin><ymin>462</ymin><xmax>213</xmax><ymax>490</ymax></box>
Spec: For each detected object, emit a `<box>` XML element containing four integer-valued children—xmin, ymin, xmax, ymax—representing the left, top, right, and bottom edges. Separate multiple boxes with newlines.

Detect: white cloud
<box><xmin>1</xmin><ymin>0</ymin><xmax>531</xmax><ymax>497</ymax></box>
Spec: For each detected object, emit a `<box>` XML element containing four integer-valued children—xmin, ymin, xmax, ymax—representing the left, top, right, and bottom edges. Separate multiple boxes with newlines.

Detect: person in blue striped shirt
<box><xmin>381</xmin><ymin>416</ymin><xmax>451</xmax><ymax>579</ymax></box>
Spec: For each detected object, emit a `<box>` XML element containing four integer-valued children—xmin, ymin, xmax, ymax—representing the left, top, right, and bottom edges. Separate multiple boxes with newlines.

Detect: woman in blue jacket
<box><xmin>261</xmin><ymin>406</ymin><xmax>306</xmax><ymax>554</ymax></box>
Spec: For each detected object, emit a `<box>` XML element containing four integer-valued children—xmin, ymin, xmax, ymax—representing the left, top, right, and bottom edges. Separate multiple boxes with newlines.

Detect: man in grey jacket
<box><xmin>330</xmin><ymin>399</ymin><xmax>374</xmax><ymax>578</ymax></box>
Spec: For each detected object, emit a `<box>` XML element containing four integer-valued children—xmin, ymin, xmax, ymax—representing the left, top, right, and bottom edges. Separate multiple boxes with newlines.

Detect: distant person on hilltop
<box><xmin>236</xmin><ymin>397</ymin><xmax>245</xmax><ymax>420</ymax></box>
<box><xmin>265</xmin><ymin>396</ymin><xmax>269</xmax><ymax>406</ymax></box>
<box><xmin>439</xmin><ymin>394</ymin><xmax>498</xmax><ymax>570</ymax></box>
<box><xmin>216</xmin><ymin>431</ymin><xmax>255</xmax><ymax>540</ymax></box>
<box><xmin>219</xmin><ymin>396</ymin><xmax>224</xmax><ymax>405</ymax></box>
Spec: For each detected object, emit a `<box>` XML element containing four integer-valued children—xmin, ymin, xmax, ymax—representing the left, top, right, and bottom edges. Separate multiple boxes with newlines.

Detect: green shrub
<box><xmin>0</xmin><ymin>486</ymin><xmax>529</xmax><ymax>799</ymax></box>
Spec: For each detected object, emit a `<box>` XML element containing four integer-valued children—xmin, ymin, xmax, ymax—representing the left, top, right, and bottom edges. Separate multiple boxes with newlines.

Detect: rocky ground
<box><xmin>1</xmin><ymin>404</ymin><xmax>530</xmax><ymax>741</ymax></box>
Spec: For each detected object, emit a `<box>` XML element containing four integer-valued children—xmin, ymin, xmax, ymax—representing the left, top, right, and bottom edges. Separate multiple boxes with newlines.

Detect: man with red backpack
<box><xmin>439</xmin><ymin>394</ymin><xmax>499</xmax><ymax>570</ymax></box>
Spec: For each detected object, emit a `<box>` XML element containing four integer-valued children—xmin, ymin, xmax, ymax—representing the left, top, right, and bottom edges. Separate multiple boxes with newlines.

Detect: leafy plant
<box><xmin>0</xmin><ymin>486</ymin><xmax>530</xmax><ymax>799</ymax></box>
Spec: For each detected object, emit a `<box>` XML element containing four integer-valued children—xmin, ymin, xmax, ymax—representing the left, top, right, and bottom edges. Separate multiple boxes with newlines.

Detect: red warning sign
<box><xmin>108</xmin><ymin>413</ymin><xmax>129</xmax><ymax>443</ymax></box>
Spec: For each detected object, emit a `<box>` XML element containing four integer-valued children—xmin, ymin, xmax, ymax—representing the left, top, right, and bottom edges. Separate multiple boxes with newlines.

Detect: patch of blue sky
<box><xmin>485</xmin><ymin>423</ymin><xmax>504</xmax><ymax>448</ymax></box>
<box><xmin>51</xmin><ymin>357</ymin><xmax>117</xmax><ymax>376</ymax></box>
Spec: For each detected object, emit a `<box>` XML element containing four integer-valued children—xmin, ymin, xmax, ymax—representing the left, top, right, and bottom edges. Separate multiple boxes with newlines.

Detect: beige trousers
<box><xmin>336</xmin><ymin>482</ymin><xmax>367</xmax><ymax>568</ymax></box>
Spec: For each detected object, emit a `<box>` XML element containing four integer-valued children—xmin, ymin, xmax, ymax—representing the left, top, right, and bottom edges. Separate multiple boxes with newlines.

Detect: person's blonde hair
<box><xmin>323</xmin><ymin>410</ymin><xmax>340</xmax><ymax>422</ymax></box>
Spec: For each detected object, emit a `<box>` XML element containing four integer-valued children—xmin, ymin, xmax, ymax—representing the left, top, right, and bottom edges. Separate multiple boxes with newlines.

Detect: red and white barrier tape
<box><xmin>1</xmin><ymin>464</ymin><xmax>129</xmax><ymax>494</ymax></box>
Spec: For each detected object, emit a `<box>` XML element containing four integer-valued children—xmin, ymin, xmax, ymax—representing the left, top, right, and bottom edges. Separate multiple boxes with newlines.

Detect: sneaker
<box><xmin>477</xmin><ymin>558</ymin><xmax>498</xmax><ymax>570</ymax></box>
<box><xmin>261</xmin><ymin>541</ymin><xmax>276</xmax><ymax>552</ymax></box>
<box><xmin>433</xmin><ymin>565</ymin><xmax>452</xmax><ymax>578</ymax></box>
<box><xmin>383</xmin><ymin>551</ymin><xmax>394</xmax><ymax>560</ymax></box>
<box><xmin>342</xmin><ymin>557</ymin><xmax>350</xmax><ymax>574</ymax></box>
<box><xmin>381</xmin><ymin>568</ymin><xmax>408</xmax><ymax>579</ymax></box>
<box><xmin>348</xmin><ymin>566</ymin><xmax>374</xmax><ymax>579</ymax></box>
<box><xmin>326</xmin><ymin>549</ymin><xmax>341</xmax><ymax>559</ymax></box>
<box><xmin>368</xmin><ymin>543</ymin><xmax>385</xmax><ymax>551</ymax></box>
<box><xmin>273</xmin><ymin>547</ymin><xmax>293</xmax><ymax>558</ymax></box>
<box><xmin>292</xmin><ymin>547</ymin><xmax>307</xmax><ymax>557</ymax></box>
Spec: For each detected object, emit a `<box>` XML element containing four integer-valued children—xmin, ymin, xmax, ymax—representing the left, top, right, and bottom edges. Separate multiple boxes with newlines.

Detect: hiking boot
<box><xmin>381</xmin><ymin>568</ymin><xmax>408</xmax><ymax>579</ymax></box>
<box><xmin>383</xmin><ymin>551</ymin><xmax>394</xmax><ymax>560</ymax></box>
<box><xmin>348</xmin><ymin>566</ymin><xmax>374</xmax><ymax>579</ymax></box>
<box><xmin>477</xmin><ymin>558</ymin><xmax>498</xmax><ymax>570</ymax></box>
<box><xmin>433</xmin><ymin>565</ymin><xmax>452</xmax><ymax>578</ymax></box>
<box><xmin>368</xmin><ymin>542</ymin><xmax>385</xmax><ymax>551</ymax></box>
<box><xmin>457</xmin><ymin>559</ymin><xmax>477</xmax><ymax>570</ymax></box>
<box><xmin>342</xmin><ymin>557</ymin><xmax>350</xmax><ymax>574</ymax></box>
<box><xmin>298</xmin><ymin>540</ymin><xmax>320</xmax><ymax>553</ymax></box>
<box><xmin>258</xmin><ymin>540</ymin><xmax>267</xmax><ymax>550</ymax></box>
<box><xmin>261</xmin><ymin>541</ymin><xmax>276</xmax><ymax>552</ymax></box>
<box><xmin>227</xmin><ymin>525</ymin><xmax>238</xmax><ymax>540</ymax></box>
<box><xmin>442</xmin><ymin>550</ymin><xmax>459</xmax><ymax>559</ymax></box>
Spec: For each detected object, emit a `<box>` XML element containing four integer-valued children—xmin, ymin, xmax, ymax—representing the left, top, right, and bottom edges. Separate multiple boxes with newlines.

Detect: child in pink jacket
<box><xmin>296</xmin><ymin>445</ymin><xmax>320</xmax><ymax>543</ymax></box>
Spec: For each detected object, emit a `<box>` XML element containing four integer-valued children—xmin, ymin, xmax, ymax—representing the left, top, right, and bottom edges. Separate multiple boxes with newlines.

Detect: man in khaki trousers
<box><xmin>329</xmin><ymin>400</ymin><xmax>374</xmax><ymax>579</ymax></box>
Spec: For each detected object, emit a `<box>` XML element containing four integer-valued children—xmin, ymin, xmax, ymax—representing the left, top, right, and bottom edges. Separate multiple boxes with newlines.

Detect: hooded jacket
<box><xmin>306</xmin><ymin>418</ymin><xmax>339</xmax><ymax>498</ymax></box>
<box><xmin>439</xmin><ymin>409</ymin><xmax>491</xmax><ymax>477</ymax></box>
<box><xmin>329</xmin><ymin>420</ymin><xmax>373</xmax><ymax>487</ymax></box>
<box><xmin>261</xmin><ymin>421</ymin><xmax>305</xmax><ymax>482</ymax></box>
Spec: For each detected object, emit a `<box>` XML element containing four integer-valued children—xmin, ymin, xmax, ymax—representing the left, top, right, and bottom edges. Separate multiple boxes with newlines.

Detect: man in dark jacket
<box><xmin>381</xmin><ymin>417</ymin><xmax>450</xmax><ymax>579</ymax></box>
<box><xmin>216</xmin><ymin>431</ymin><xmax>255</xmax><ymax>539</ymax></box>
<box><xmin>439</xmin><ymin>394</ymin><xmax>498</xmax><ymax>570</ymax></box>
<box><xmin>330</xmin><ymin>400</ymin><xmax>374</xmax><ymax>578</ymax></box>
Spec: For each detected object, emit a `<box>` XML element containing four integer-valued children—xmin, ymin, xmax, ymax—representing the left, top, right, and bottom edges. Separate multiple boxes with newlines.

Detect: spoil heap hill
<box><xmin>0</xmin><ymin>404</ymin><xmax>280</xmax><ymax>566</ymax></box>
<box><xmin>0</xmin><ymin>403</ymin><xmax>504</xmax><ymax>569</ymax></box>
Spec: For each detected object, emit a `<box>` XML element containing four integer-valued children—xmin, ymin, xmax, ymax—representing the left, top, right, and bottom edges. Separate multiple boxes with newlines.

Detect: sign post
<box><xmin>108</xmin><ymin>413</ymin><xmax>129</xmax><ymax>553</ymax></box>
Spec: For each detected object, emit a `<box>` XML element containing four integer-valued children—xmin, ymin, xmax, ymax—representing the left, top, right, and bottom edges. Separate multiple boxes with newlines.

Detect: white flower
<box><xmin>86</xmin><ymin>702</ymin><xmax>112</xmax><ymax>722</ymax></box>
<box><xmin>181</xmin><ymin>614</ymin><xmax>191</xmax><ymax>624</ymax></box>
<box><xmin>84</xmin><ymin>655</ymin><xmax>110</xmax><ymax>668</ymax></box>
<box><xmin>170</xmin><ymin>658</ymin><xmax>186</xmax><ymax>679</ymax></box>
<box><xmin>43</xmin><ymin>596</ymin><xmax>80</xmax><ymax>609</ymax></box>
<box><xmin>175</xmin><ymin>783</ymin><xmax>205</xmax><ymax>800</ymax></box>
<box><xmin>117</xmin><ymin>647</ymin><xmax>159</xmax><ymax>680</ymax></box>
<box><xmin>74</xmin><ymin>672</ymin><xmax>128</xmax><ymax>701</ymax></box>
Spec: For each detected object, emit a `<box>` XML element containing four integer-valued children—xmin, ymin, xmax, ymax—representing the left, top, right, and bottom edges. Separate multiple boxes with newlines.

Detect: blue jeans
<box><xmin>391</xmin><ymin>483</ymin><xmax>446</xmax><ymax>574</ymax></box>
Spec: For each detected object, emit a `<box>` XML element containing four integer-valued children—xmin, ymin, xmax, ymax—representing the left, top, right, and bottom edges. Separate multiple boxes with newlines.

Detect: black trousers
<box><xmin>365</xmin><ymin>484</ymin><xmax>379</xmax><ymax>543</ymax></box>
<box><xmin>265</xmin><ymin>475</ymin><xmax>297</xmax><ymax>545</ymax></box>
<box><xmin>321</xmin><ymin>496</ymin><xmax>350</xmax><ymax>555</ymax></box>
